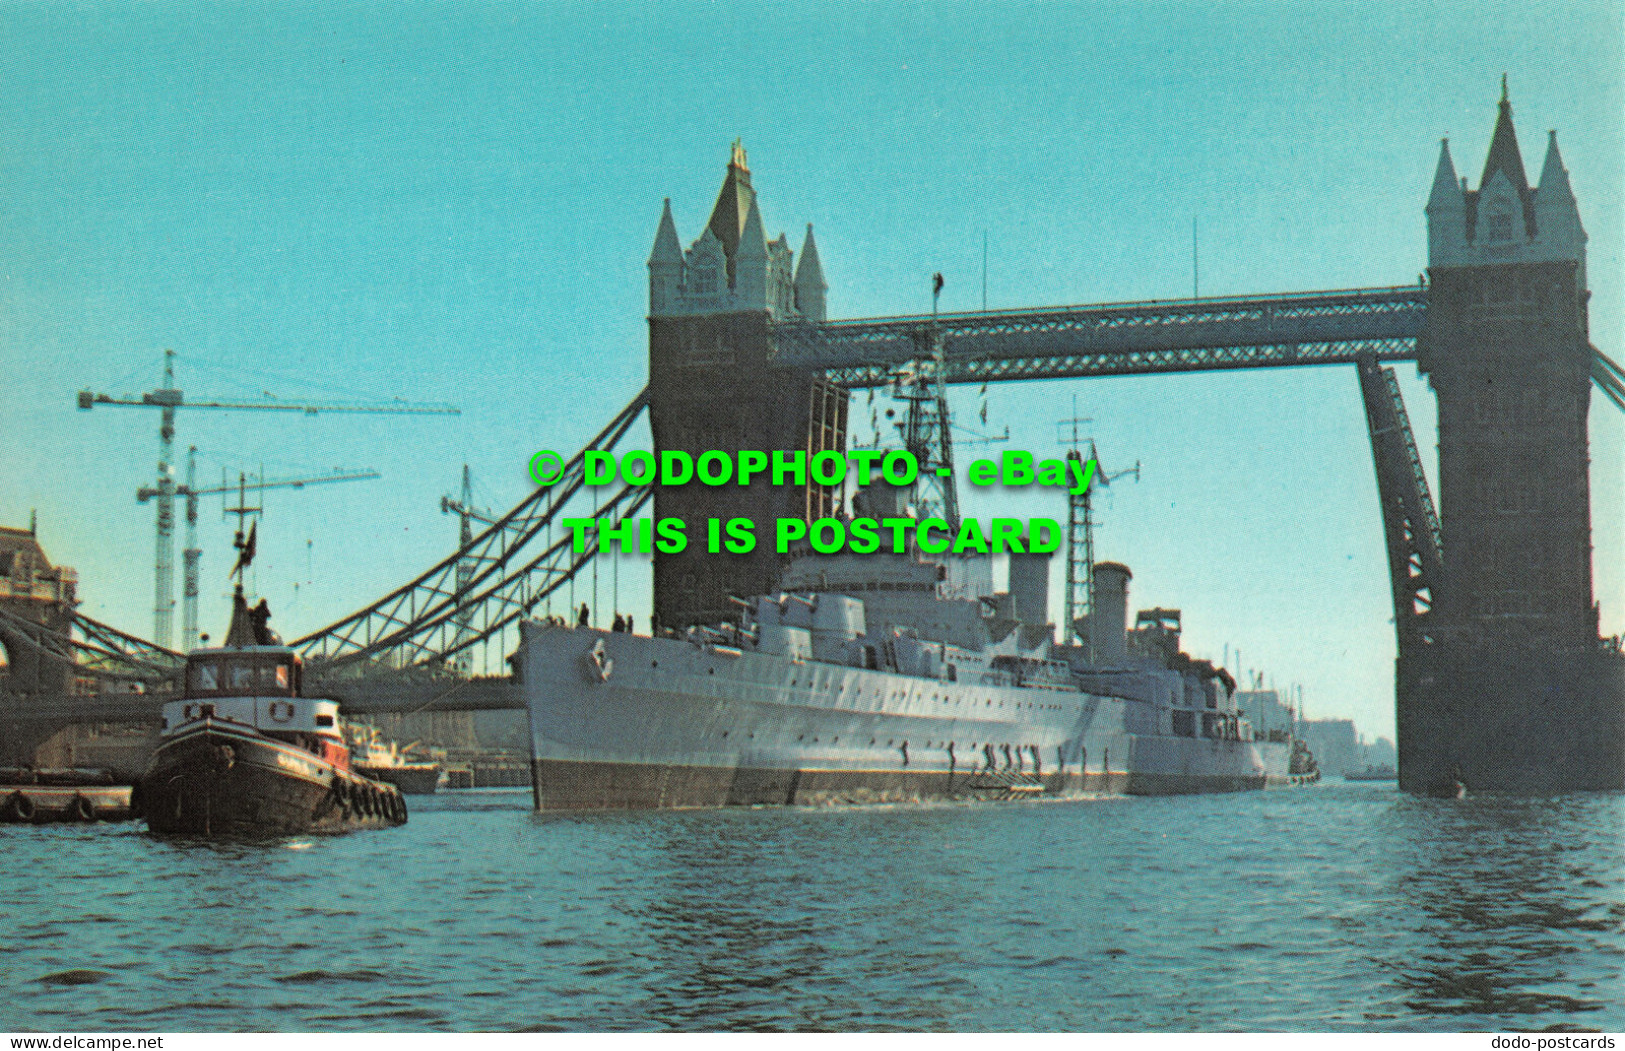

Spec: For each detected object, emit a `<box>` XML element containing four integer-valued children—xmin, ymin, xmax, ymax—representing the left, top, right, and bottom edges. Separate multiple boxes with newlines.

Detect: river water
<box><xmin>2</xmin><ymin>782</ymin><xmax>1621</xmax><ymax>1032</ymax></box>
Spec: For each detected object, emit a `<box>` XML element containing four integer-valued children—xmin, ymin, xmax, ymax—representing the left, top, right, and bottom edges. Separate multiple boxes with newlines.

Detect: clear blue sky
<box><xmin>3</xmin><ymin>0</ymin><xmax>1621</xmax><ymax>740</ymax></box>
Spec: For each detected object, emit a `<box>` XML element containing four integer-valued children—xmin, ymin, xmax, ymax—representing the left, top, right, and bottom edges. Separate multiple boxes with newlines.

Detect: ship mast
<box><xmin>898</xmin><ymin>274</ymin><xmax>958</xmax><ymax>530</ymax></box>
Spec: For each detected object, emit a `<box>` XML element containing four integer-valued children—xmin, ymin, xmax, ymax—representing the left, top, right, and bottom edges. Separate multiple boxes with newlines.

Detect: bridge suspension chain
<box><xmin>0</xmin><ymin>606</ymin><xmax>183</xmax><ymax>685</ymax></box>
<box><xmin>292</xmin><ymin>387</ymin><xmax>650</xmax><ymax>667</ymax></box>
<box><xmin>318</xmin><ymin>480</ymin><xmax>652</xmax><ymax>671</ymax></box>
<box><xmin>1595</xmin><ymin>347</ymin><xmax>1625</xmax><ymax>413</ymax></box>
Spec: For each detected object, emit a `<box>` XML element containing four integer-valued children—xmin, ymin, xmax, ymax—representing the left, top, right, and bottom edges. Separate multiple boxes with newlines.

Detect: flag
<box><xmin>232</xmin><ymin>522</ymin><xmax>257</xmax><ymax>579</ymax></box>
<box><xmin>979</xmin><ymin>401</ymin><xmax>988</xmax><ymax>425</ymax></box>
<box><xmin>932</xmin><ymin>273</ymin><xmax>944</xmax><ymax>296</ymax></box>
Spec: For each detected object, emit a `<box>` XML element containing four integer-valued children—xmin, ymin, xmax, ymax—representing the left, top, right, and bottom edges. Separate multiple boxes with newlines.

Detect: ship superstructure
<box><xmin>518</xmin><ymin>538</ymin><xmax>1291</xmax><ymax>809</ymax></box>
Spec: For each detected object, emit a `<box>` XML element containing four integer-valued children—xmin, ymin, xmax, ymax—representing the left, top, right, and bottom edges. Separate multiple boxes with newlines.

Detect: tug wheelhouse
<box><xmin>164</xmin><ymin>647</ymin><xmax>350</xmax><ymax>772</ymax></box>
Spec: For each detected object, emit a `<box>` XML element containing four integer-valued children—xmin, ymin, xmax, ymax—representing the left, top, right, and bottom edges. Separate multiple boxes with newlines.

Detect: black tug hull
<box><xmin>140</xmin><ymin>721</ymin><xmax>406</xmax><ymax>836</ymax></box>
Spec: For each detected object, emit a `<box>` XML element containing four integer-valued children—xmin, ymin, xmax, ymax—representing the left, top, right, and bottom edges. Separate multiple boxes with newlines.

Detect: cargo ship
<box><xmin>518</xmin><ymin>537</ymin><xmax>1293</xmax><ymax>810</ymax></box>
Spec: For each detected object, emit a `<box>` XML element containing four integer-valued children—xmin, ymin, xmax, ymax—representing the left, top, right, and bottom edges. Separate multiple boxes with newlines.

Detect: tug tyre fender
<box><xmin>3</xmin><ymin>791</ymin><xmax>34</xmax><ymax>823</ymax></box>
<box><xmin>71</xmin><ymin>794</ymin><xmax>96</xmax><ymax>822</ymax></box>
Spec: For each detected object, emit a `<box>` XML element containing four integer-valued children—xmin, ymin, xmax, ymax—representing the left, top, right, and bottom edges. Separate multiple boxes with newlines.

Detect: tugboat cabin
<box><xmin>163</xmin><ymin>646</ymin><xmax>349</xmax><ymax>770</ymax></box>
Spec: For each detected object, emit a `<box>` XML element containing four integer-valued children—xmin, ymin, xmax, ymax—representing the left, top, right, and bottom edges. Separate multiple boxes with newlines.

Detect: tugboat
<box><xmin>347</xmin><ymin>722</ymin><xmax>444</xmax><ymax>795</ymax></box>
<box><xmin>137</xmin><ymin>522</ymin><xmax>406</xmax><ymax>836</ymax></box>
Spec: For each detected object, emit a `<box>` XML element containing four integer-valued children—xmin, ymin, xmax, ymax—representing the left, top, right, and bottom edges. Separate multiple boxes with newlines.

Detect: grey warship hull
<box><xmin>519</xmin><ymin>622</ymin><xmax>1288</xmax><ymax>810</ymax></box>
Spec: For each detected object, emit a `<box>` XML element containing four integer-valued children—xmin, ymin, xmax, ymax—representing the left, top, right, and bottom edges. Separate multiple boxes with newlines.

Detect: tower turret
<box><xmin>795</xmin><ymin>224</ymin><xmax>828</xmax><ymax>321</ymax></box>
<box><xmin>1425</xmin><ymin>139</ymin><xmax>1466</xmax><ymax>266</ymax></box>
<box><xmin>648</xmin><ymin>198</ymin><xmax>684</xmax><ymax>316</ymax></box>
<box><xmin>1533</xmin><ymin>131</ymin><xmax>1588</xmax><ymax>283</ymax></box>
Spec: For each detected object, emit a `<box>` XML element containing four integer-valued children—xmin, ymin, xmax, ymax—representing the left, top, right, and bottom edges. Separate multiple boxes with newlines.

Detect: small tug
<box><xmin>138</xmin><ymin>519</ymin><xmax>406</xmax><ymax>836</ymax></box>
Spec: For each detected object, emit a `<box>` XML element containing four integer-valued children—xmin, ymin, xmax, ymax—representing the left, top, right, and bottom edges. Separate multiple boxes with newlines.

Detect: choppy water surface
<box><xmin>2</xmin><ymin>783</ymin><xmax>1621</xmax><ymax>1031</ymax></box>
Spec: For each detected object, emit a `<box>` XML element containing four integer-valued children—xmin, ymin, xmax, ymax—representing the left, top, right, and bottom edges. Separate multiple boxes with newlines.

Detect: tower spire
<box><xmin>649</xmin><ymin>198</ymin><xmax>682</xmax><ymax>266</ymax></box>
<box><xmin>794</xmin><ymin>224</ymin><xmax>827</xmax><ymax>321</ymax></box>
<box><xmin>648</xmin><ymin>198</ymin><xmax>684</xmax><ymax>316</ymax></box>
<box><xmin>1426</xmin><ymin>138</ymin><xmax>1461</xmax><ymax>213</ymax></box>
<box><xmin>735</xmin><ymin>196</ymin><xmax>769</xmax><ymax>306</ymax></box>
<box><xmin>706</xmin><ymin>140</ymin><xmax>756</xmax><ymax>287</ymax></box>
<box><xmin>1480</xmin><ymin>80</ymin><xmax>1531</xmax><ymax>197</ymax></box>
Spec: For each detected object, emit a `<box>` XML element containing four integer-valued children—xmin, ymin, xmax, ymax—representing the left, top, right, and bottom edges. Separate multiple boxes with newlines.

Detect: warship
<box><xmin>518</xmin><ymin>484</ymin><xmax>1293</xmax><ymax>810</ymax></box>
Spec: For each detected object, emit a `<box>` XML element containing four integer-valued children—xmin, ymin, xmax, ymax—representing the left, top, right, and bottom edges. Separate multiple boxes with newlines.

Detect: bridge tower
<box><xmin>0</xmin><ymin>523</ymin><xmax>81</xmax><ymax>764</ymax></box>
<box><xmin>646</xmin><ymin>143</ymin><xmax>847</xmax><ymax>629</ymax></box>
<box><xmin>0</xmin><ymin>523</ymin><xmax>78</xmax><ymax>699</ymax></box>
<box><xmin>1407</xmin><ymin>84</ymin><xmax>1624</xmax><ymax>792</ymax></box>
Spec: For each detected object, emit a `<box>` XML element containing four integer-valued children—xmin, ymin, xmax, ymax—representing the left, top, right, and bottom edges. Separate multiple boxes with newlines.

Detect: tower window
<box><xmin>1486</xmin><ymin>203</ymin><xmax>1515</xmax><ymax>242</ymax></box>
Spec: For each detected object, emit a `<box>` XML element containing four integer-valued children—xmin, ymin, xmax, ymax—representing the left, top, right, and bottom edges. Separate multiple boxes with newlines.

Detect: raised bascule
<box><xmin>4</xmin><ymin>89</ymin><xmax>1623</xmax><ymax>794</ymax></box>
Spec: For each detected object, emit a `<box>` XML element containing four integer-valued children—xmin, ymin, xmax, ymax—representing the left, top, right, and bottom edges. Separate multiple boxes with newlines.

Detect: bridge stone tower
<box><xmin>0</xmin><ymin>523</ymin><xmax>78</xmax><ymax>700</ymax></box>
<box><xmin>1407</xmin><ymin>85</ymin><xmax>1624</xmax><ymax>793</ymax></box>
<box><xmin>647</xmin><ymin>144</ymin><xmax>847</xmax><ymax>629</ymax></box>
<box><xmin>0</xmin><ymin>523</ymin><xmax>81</xmax><ymax>765</ymax></box>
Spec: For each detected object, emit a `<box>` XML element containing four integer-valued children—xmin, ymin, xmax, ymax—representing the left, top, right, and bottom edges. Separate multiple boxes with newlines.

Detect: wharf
<box><xmin>1</xmin><ymin>782</ymin><xmax>133</xmax><ymax>823</ymax></box>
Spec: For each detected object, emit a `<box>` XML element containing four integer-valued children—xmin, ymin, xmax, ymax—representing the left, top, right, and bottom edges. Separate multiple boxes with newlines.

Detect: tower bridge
<box><xmin>4</xmin><ymin>89</ymin><xmax>1622</xmax><ymax>793</ymax></box>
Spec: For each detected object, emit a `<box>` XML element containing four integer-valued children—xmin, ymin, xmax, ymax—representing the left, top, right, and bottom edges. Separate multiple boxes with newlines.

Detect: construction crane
<box><xmin>137</xmin><ymin>447</ymin><xmax>382</xmax><ymax>652</ymax></box>
<box><xmin>79</xmin><ymin>348</ymin><xmax>459</xmax><ymax>648</ymax></box>
<box><xmin>440</xmin><ymin>466</ymin><xmax>495</xmax><ymax>674</ymax></box>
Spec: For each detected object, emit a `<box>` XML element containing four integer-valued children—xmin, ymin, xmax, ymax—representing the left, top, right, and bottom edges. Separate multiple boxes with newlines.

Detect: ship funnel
<box><xmin>1091</xmin><ymin>562</ymin><xmax>1132</xmax><ymax>665</ymax></box>
<box><xmin>852</xmin><ymin>482</ymin><xmax>910</xmax><ymax>520</ymax></box>
<box><xmin>1008</xmin><ymin>549</ymin><xmax>1051</xmax><ymax>628</ymax></box>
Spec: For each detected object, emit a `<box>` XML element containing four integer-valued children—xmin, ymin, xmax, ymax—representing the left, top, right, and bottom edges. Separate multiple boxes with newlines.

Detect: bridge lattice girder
<box><xmin>1357</xmin><ymin>354</ymin><xmax>1444</xmax><ymax>653</ymax></box>
<box><xmin>772</xmin><ymin>286</ymin><xmax>1429</xmax><ymax>386</ymax></box>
